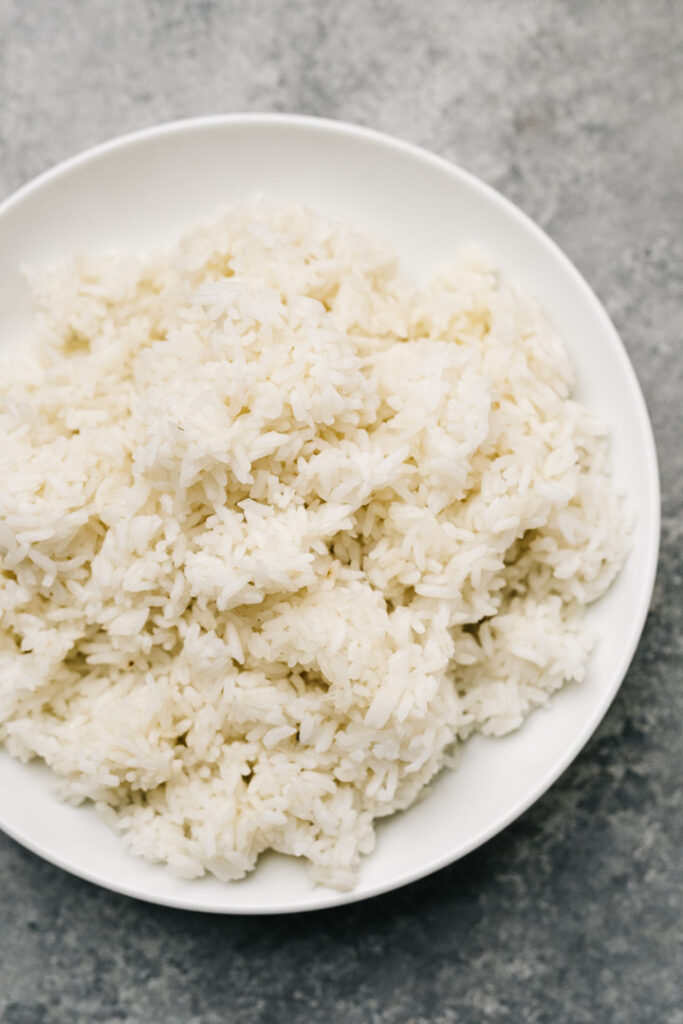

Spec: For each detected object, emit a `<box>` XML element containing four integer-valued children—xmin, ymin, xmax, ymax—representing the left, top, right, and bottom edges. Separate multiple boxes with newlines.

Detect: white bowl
<box><xmin>0</xmin><ymin>114</ymin><xmax>660</xmax><ymax>914</ymax></box>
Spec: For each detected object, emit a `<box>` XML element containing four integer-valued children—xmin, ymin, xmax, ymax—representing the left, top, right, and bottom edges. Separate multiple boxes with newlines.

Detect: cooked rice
<box><xmin>0</xmin><ymin>203</ymin><xmax>627</xmax><ymax>888</ymax></box>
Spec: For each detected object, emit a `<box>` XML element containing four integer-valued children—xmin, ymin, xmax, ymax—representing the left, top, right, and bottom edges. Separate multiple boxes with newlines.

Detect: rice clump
<box><xmin>0</xmin><ymin>203</ymin><xmax>627</xmax><ymax>888</ymax></box>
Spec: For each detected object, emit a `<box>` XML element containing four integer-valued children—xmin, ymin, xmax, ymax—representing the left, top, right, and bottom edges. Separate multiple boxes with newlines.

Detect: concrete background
<box><xmin>0</xmin><ymin>1</ymin><xmax>681</xmax><ymax>1021</ymax></box>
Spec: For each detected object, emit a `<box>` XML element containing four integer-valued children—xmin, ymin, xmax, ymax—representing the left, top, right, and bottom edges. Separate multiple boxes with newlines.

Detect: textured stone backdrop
<box><xmin>1</xmin><ymin>2</ymin><xmax>681</xmax><ymax>1022</ymax></box>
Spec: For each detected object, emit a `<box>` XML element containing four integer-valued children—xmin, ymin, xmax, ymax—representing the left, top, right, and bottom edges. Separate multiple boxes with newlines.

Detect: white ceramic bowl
<box><xmin>0</xmin><ymin>115</ymin><xmax>660</xmax><ymax>914</ymax></box>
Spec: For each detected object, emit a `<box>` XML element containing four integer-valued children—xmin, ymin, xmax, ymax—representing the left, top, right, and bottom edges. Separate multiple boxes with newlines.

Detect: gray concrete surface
<box><xmin>0</xmin><ymin>1</ymin><xmax>681</xmax><ymax>1022</ymax></box>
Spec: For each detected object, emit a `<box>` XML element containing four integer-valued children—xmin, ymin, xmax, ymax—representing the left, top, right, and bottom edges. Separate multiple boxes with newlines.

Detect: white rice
<box><xmin>0</xmin><ymin>202</ymin><xmax>627</xmax><ymax>888</ymax></box>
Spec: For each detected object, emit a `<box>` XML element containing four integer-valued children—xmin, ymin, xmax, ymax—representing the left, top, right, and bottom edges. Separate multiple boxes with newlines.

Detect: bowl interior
<box><xmin>0</xmin><ymin>116</ymin><xmax>659</xmax><ymax>913</ymax></box>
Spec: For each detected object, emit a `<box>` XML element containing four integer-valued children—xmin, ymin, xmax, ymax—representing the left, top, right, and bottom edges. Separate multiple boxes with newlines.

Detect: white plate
<box><xmin>0</xmin><ymin>115</ymin><xmax>660</xmax><ymax>913</ymax></box>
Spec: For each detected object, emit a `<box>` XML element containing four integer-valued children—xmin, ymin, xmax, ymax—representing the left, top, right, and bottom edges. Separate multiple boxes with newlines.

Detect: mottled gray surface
<box><xmin>1</xmin><ymin>0</ymin><xmax>681</xmax><ymax>1021</ymax></box>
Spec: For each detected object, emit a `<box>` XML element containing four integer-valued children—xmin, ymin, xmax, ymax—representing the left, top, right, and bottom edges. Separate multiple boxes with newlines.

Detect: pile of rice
<box><xmin>0</xmin><ymin>203</ymin><xmax>627</xmax><ymax>888</ymax></box>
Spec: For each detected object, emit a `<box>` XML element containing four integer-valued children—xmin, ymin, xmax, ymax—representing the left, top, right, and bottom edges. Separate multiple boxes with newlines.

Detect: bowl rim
<box><xmin>0</xmin><ymin>112</ymin><xmax>661</xmax><ymax>914</ymax></box>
